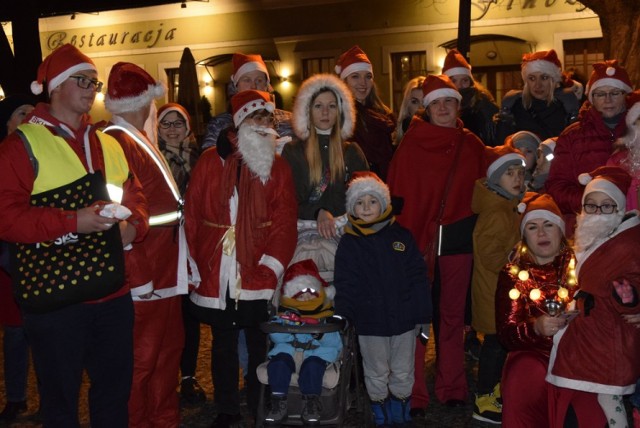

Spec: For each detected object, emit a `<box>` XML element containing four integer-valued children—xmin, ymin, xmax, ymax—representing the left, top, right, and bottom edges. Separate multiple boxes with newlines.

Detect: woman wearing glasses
<box><xmin>546</xmin><ymin>60</ymin><xmax>634</xmax><ymax>238</ymax></box>
<box><xmin>157</xmin><ymin>103</ymin><xmax>200</xmax><ymax>195</ymax></box>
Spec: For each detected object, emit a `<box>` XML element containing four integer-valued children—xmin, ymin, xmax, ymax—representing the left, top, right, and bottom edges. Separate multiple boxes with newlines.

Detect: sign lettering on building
<box><xmin>46</xmin><ymin>23</ymin><xmax>177</xmax><ymax>51</ymax></box>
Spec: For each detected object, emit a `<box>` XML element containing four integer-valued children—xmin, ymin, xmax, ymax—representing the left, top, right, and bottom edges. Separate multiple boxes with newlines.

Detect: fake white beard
<box><xmin>574</xmin><ymin>210</ymin><xmax>624</xmax><ymax>254</ymax></box>
<box><xmin>237</xmin><ymin>122</ymin><xmax>277</xmax><ymax>182</ymax></box>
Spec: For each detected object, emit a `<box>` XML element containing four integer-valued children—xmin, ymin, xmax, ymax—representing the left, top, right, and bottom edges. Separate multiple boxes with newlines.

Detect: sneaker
<box><xmin>0</xmin><ymin>400</ymin><xmax>27</xmax><ymax>422</ymax></box>
<box><xmin>301</xmin><ymin>394</ymin><xmax>322</xmax><ymax>426</ymax></box>
<box><xmin>464</xmin><ymin>329</ymin><xmax>481</xmax><ymax>361</ymax></box>
<box><xmin>264</xmin><ymin>394</ymin><xmax>288</xmax><ymax>425</ymax></box>
<box><xmin>179</xmin><ymin>376</ymin><xmax>206</xmax><ymax>407</ymax></box>
<box><xmin>472</xmin><ymin>392</ymin><xmax>502</xmax><ymax>424</ymax></box>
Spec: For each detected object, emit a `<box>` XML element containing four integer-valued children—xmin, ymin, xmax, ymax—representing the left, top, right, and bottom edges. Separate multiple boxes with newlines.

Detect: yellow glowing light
<box><xmin>568</xmin><ymin>269</ymin><xmax>576</xmax><ymax>277</ymax></box>
<box><xmin>509</xmin><ymin>265</ymin><xmax>519</xmax><ymax>275</ymax></box>
<box><xmin>568</xmin><ymin>257</ymin><xmax>575</xmax><ymax>269</ymax></box>
<box><xmin>95</xmin><ymin>92</ymin><xmax>105</xmax><ymax>103</ymax></box>
<box><xmin>557</xmin><ymin>287</ymin><xmax>569</xmax><ymax>299</ymax></box>
<box><xmin>518</xmin><ymin>270</ymin><xmax>530</xmax><ymax>281</ymax></box>
<box><xmin>567</xmin><ymin>277</ymin><xmax>577</xmax><ymax>286</ymax></box>
<box><xmin>509</xmin><ymin>288</ymin><xmax>521</xmax><ymax>300</ymax></box>
<box><xmin>529</xmin><ymin>288</ymin><xmax>541</xmax><ymax>300</ymax></box>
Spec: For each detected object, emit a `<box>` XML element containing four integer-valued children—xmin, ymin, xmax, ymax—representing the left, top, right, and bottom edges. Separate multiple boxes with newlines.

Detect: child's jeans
<box><xmin>268</xmin><ymin>353</ymin><xmax>327</xmax><ymax>395</ymax></box>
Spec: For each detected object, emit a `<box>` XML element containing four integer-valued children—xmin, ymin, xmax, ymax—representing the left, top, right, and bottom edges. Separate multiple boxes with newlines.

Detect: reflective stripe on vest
<box><xmin>103</xmin><ymin>125</ymin><xmax>182</xmax><ymax>226</ymax></box>
<box><xmin>17</xmin><ymin>123</ymin><xmax>130</xmax><ymax>195</ymax></box>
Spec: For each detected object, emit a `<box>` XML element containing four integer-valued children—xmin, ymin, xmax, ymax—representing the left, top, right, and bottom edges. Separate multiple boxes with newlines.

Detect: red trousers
<box><xmin>411</xmin><ymin>338</ymin><xmax>430</xmax><ymax>409</ymax></box>
<box><xmin>129</xmin><ymin>295</ymin><xmax>184</xmax><ymax>428</ymax></box>
<box><xmin>434</xmin><ymin>254</ymin><xmax>472</xmax><ymax>403</ymax></box>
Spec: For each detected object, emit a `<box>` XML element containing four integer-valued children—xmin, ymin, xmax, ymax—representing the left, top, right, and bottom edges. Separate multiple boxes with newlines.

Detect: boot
<box><xmin>264</xmin><ymin>394</ymin><xmax>288</xmax><ymax>425</ymax></box>
<box><xmin>0</xmin><ymin>400</ymin><xmax>27</xmax><ymax>422</ymax></box>
<box><xmin>301</xmin><ymin>394</ymin><xmax>322</xmax><ymax>426</ymax></box>
<box><xmin>389</xmin><ymin>395</ymin><xmax>413</xmax><ymax>427</ymax></box>
<box><xmin>370</xmin><ymin>397</ymin><xmax>392</xmax><ymax>427</ymax></box>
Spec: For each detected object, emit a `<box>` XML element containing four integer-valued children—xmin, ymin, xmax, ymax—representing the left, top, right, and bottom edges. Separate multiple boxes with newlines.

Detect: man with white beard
<box><xmin>184</xmin><ymin>90</ymin><xmax>297</xmax><ymax>428</ymax></box>
<box><xmin>546</xmin><ymin>165</ymin><xmax>640</xmax><ymax>427</ymax></box>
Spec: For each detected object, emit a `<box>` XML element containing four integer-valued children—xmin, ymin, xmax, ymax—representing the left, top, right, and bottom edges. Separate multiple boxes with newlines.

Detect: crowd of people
<box><xmin>0</xmin><ymin>40</ymin><xmax>639</xmax><ymax>428</ymax></box>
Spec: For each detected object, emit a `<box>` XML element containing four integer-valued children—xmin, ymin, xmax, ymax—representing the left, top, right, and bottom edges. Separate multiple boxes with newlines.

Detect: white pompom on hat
<box><xmin>104</xmin><ymin>62</ymin><xmax>166</xmax><ymax>114</ymax></box>
<box><xmin>230</xmin><ymin>89</ymin><xmax>275</xmax><ymax>127</ymax></box>
<box><xmin>518</xmin><ymin>193</ymin><xmax>565</xmax><ymax>236</ymax></box>
<box><xmin>578</xmin><ymin>165</ymin><xmax>632</xmax><ymax>213</ymax></box>
<box><xmin>585</xmin><ymin>60</ymin><xmax>633</xmax><ymax>103</ymax></box>
<box><xmin>345</xmin><ymin>171</ymin><xmax>391</xmax><ymax>216</ymax></box>
<box><xmin>521</xmin><ymin>49</ymin><xmax>563</xmax><ymax>83</ymax></box>
<box><xmin>335</xmin><ymin>45</ymin><xmax>373</xmax><ymax>80</ymax></box>
<box><xmin>282</xmin><ymin>259</ymin><xmax>335</xmax><ymax>301</ymax></box>
<box><xmin>292</xmin><ymin>73</ymin><xmax>356</xmax><ymax>140</ymax></box>
<box><xmin>421</xmin><ymin>74</ymin><xmax>462</xmax><ymax>107</ymax></box>
<box><xmin>230</xmin><ymin>53</ymin><xmax>270</xmax><ymax>86</ymax></box>
<box><xmin>442</xmin><ymin>48</ymin><xmax>473</xmax><ymax>79</ymax></box>
<box><xmin>31</xmin><ymin>44</ymin><xmax>97</xmax><ymax>96</ymax></box>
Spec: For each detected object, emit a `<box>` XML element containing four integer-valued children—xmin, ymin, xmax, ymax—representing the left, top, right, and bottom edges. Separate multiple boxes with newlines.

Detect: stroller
<box><xmin>255</xmin><ymin>217</ymin><xmax>363</xmax><ymax>427</ymax></box>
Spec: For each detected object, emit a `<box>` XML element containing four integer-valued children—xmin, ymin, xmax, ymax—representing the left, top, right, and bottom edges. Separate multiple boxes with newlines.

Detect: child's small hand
<box><xmin>613</xmin><ymin>278</ymin><xmax>634</xmax><ymax>304</ymax></box>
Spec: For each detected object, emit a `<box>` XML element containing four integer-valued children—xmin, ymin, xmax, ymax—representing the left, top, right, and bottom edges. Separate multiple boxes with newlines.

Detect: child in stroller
<box><xmin>261</xmin><ymin>259</ymin><xmax>344</xmax><ymax>426</ymax></box>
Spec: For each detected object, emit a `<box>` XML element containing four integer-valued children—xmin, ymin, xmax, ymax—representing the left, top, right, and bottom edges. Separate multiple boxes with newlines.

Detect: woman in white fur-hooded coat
<box><xmin>608</xmin><ymin>98</ymin><xmax>640</xmax><ymax>210</ymax></box>
<box><xmin>282</xmin><ymin>73</ymin><xmax>369</xmax><ymax>238</ymax></box>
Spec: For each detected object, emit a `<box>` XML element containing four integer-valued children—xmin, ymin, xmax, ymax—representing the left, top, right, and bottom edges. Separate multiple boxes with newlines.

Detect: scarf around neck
<box><xmin>345</xmin><ymin>205</ymin><xmax>395</xmax><ymax>236</ymax></box>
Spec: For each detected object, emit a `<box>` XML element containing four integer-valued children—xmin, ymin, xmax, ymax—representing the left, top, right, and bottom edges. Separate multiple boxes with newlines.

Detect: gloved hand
<box><xmin>415</xmin><ymin>324</ymin><xmax>430</xmax><ymax>346</ymax></box>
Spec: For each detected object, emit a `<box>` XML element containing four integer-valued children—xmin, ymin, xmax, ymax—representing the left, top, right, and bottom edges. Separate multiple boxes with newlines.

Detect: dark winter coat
<box><xmin>333</xmin><ymin>222</ymin><xmax>432</xmax><ymax>336</ymax></box>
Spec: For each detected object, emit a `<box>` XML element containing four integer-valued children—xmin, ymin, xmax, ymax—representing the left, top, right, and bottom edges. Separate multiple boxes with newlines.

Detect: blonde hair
<box><xmin>306</xmin><ymin>89</ymin><xmax>347</xmax><ymax>185</ymax></box>
<box><xmin>395</xmin><ymin>76</ymin><xmax>426</xmax><ymax>144</ymax></box>
<box><xmin>522</xmin><ymin>75</ymin><xmax>558</xmax><ymax>108</ymax></box>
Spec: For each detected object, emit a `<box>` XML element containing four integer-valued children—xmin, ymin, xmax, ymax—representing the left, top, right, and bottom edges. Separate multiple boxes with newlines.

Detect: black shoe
<box><xmin>210</xmin><ymin>412</ymin><xmax>242</xmax><ymax>428</ymax></box>
<box><xmin>301</xmin><ymin>395</ymin><xmax>322</xmax><ymax>426</ymax></box>
<box><xmin>180</xmin><ymin>376</ymin><xmax>206</xmax><ymax>407</ymax></box>
<box><xmin>0</xmin><ymin>401</ymin><xmax>27</xmax><ymax>422</ymax></box>
<box><xmin>445</xmin><ymin>399</ymin><xmax>466</xmax><ymax>408</ymax></box>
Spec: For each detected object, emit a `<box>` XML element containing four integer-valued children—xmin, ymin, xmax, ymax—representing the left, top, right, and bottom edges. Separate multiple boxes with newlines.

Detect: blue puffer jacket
<box><xmin>333</xmin><ymin>222</ymin><xmax>432</xmax><ymax>336</ymax></box>
<box><xmin>267</xmin><ymin>318</ymin><xmax>343</xmax><ymax>363</ymax></box>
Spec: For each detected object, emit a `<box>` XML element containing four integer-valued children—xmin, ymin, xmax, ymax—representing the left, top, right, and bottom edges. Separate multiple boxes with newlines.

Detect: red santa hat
<box><xmin>105</xmin><ymin>62</ymin><xmax>166</xmax><ymax>114</ymax></box>
<box><xmin>292</xmin><ymin>73</ymin><xmax>356</xmax><ymax>140</ymax></box>
<box><xmin>442</xmin><ymin>48</ymin><xmax>472</xmax><ymax>79</ymax></box>
<box><xmin>281</xmin><ymin>259</ymin><xmax>334</xmax><ymax>301</ymax></box>
<box><xmin>230</xmin><ymin>53</ymin><xmax>270</xmax><ymax>86</ymax></box>
<box><xmin>31</xmin><ymin>44</ymin><xmax>97</xmax><ymax>96</ymax></box>
<box><xmin>421</xmin><ymin>74</ymin><xmax>462</xmax><ymax>107</ymax></box>
<box><xmin>335</xmin><ymin>45</ymin><xmax>373</xmax><ymax>80</ymax></box>
<box><xmin>540</xmin><ymin>137</ymin><xmax>557</xmax><ymax>160</ymax></box>
<box><xmin>157</xmin><ymin>102</ymin><xmax>192</xmax><ymax>136</ymax></box>
<box><xmin>230</xmin><ymin>89</ymin><xmax>275</xmax><ymax>128</ymax></box>
<box><xmin>518</xmin><ymin>193</ymin><xmax>565</xmax><ymax>236</ymax></box>
<box><xmin>585</xmin><ymin>60</ymin><xmax>633</xmax><ymax>103</ymax></box>
<box><xmin>521</xmin><ymin>50</ymin><xmax>562</xmax><ymax>83</ymax></box>
<box><xmin>486</xmin><ymin>144</ymin><xmax>526</xmax><ymax>184</ymax></box>
<box><xmin>579</xmin><ymin>165</ymin><xmax>632</xmax><ymax>213</ymax></box>
<box><xmin>345</xmin><ymin>171</ymin><xmax>391</xmax><ymax>216</ymax></box>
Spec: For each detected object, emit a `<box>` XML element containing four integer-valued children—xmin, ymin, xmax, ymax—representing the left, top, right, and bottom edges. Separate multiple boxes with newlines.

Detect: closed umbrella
<box><xmin>177</xmin><ymin>47</ymin><xmax>203</xmax><ymax>143</ymax></box>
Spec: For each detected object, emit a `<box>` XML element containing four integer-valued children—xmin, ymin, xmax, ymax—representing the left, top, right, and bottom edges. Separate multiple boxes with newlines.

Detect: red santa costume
<box><xmin>387</xmin><ymin>74</ymin><xmax>488</xmax><ymax>408</ymax></box>
<box><xmin>102</xmin><ymin>62</ymin><xmax>200</xmax><ymax>428</ymax></box>
<box><xmin>185</xmin><ymin>90</ymin><xmax>297</xmax><ymax>425</ymax></box>
<box><xmin>547</xmin><ymin>166</ymin><xmax>640</xmax><ymax>427</ymax></box>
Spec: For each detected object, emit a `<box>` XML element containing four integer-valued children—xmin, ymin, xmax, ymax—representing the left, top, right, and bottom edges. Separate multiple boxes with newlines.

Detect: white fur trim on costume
<box><xmin>105</xmin><ymin>82</ymin><xmax>166</xmax><ymax>114</ymax></box>
<box><xmin>337</xmin><ymin>62</ymin><xmax>373</xmax><ymax>81</ymax></box>
<box><xmin>521</xmin><ymin>209</ymin><xmax>565</xmax><ymax>235</ymax></box>
<box><xmin>627</xmin><ymin>102</ymin><xmax>640</xmax><ymax>130</ymax></box>
<box><xmin>487</xmin><ymin>153</ymin><xmax>526</xmax><ymax>179</ymax></box>
<box><xmin>587</xmin><ymin>78</ymin><xmax>632</xmax><ymax>103</ymax></box>
<box><xmin>422</xmin><ymin>88</ymin><xmax>462</xmax><ymax>107</ymax></box>
<box><xmin>231</xmin><ymin>62</ymin><xmax>269</xmax><ymax>86</ymax></box>
<box><xmin>259</xmin><ymin>254</ymin><xmax>285</xmax><ymax>279</ymax></box>
<box><xmin>443</xmin><ymin>67</ymin><xmax>472</xmax><ymax>78</ymax></box>
<box><xmin>521</xmin><ymin>60</ymin><xmax>562</xmax><ymax>83</ymax></box>
<box><xmin>46</xmin><ymin>62</ymin><xmax>98</xmax><ymax>95</ymax></box>
<box><xmin>232</xmin><ymin>99</ymin><xmax>275</xmax><ymax>127</ymax></box>
<box><xmin>345</xmin><ymin>176</ymin><xmax>391</xmax><ymax>216</ymax></box>
<box><xmin>283</xmin><ymin>275</ymin><xmax>322</xmax><ymax>297</ymax></box>
<box><xmin>292</xmin><ymin>73</ymin><xmax>356</xmax><ymax>141</ymax></box>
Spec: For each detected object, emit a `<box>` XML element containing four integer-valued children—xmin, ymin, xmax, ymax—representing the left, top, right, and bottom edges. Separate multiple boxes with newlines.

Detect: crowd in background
<box><xmin>0</xmin><ymin>40</ymin><xmax>639</xmax><ymax>428</ymax></box>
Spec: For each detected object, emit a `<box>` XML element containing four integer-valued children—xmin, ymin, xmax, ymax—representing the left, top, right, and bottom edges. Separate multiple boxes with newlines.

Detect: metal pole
<box><xmin>457</xmin><ymin>0</ymin><xmax>472</xmax><ymax>62</ymax></box>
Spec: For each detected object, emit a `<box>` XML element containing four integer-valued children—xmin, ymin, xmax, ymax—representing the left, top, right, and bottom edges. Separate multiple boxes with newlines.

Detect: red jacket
<box><xmin>387</xmin><ymin>116</ymin><xmax>488</xmax><ymax>273</ymax></box>
<box><xmin>0</xmin><ymin>104</ymin><xmax>148</xmax><ymax>302</ymax></box>
<box><xmin>185</xmin><ymin>148</ymin><xmax>297</xmax><ymax>309</ymax></box>
<box><xmin>545</xmin><ymin>106</ymin><xmax>627</xmax><ymax>236</ymax></box>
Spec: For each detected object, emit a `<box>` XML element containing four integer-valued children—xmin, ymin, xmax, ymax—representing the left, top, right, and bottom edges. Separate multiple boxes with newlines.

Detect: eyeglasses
<box><xmin>583</xmin><ymin>203</ymin><xmax>618</xmax><ymax>214</ymax></box>
<box><xmin>591</xmin><ymin>90</ymin><xmax>625</xmax><ymax>100</ymax></box>
<box><xmin>159</xmin><ymin>120</ymin><xmax>186</xmax><ymax>129</ymax></box>
<box><xmin>247</xmin><ymin>111</ymin><xmax>276</xmax><ymax>127</ymax></box>
<box><xmin>69</xmin><ymin>75</ymin><xmax>103</xmax><ymax>93</ymax></box>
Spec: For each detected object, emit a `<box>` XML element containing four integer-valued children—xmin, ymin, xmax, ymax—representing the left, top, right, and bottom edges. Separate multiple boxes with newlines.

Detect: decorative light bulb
<box><xmin>509</xmin><ymin>265</ymin><xmax>520</xmax><ymax>276</ymax></box>
<box><xmin>518</xmin><ymin>270</ymin><xmax>530</xmax><ymax>281</ymax></box>
<box><xmin>567</xmin><ymin>277</ymin><xmax>577</xmax><ymax>286</ymax></box>
<box><xmin>529</xmin><ymin>288</ymin><xmax>541</xmax><ymax>300</ymax></box>
<box><xmin>509</xmin><ymin>288</ymin><xmax>520</xmax><ymax>300</ymax></box>
<box><xmin>557</xmin><ymin>287</ymin><xmax>569</xmax><ymax>299</ymax></box>
<box><xmin>568</xmin><ymin>257</ymin><xmax>575</xmax><ymax>269</ymax></box>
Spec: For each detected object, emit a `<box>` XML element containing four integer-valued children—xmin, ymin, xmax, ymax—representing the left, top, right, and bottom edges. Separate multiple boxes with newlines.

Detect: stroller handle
<box><xmin>260</xmin><ymin>318</ymin><xmax>346</xmax><ymax>335</ymax></box>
